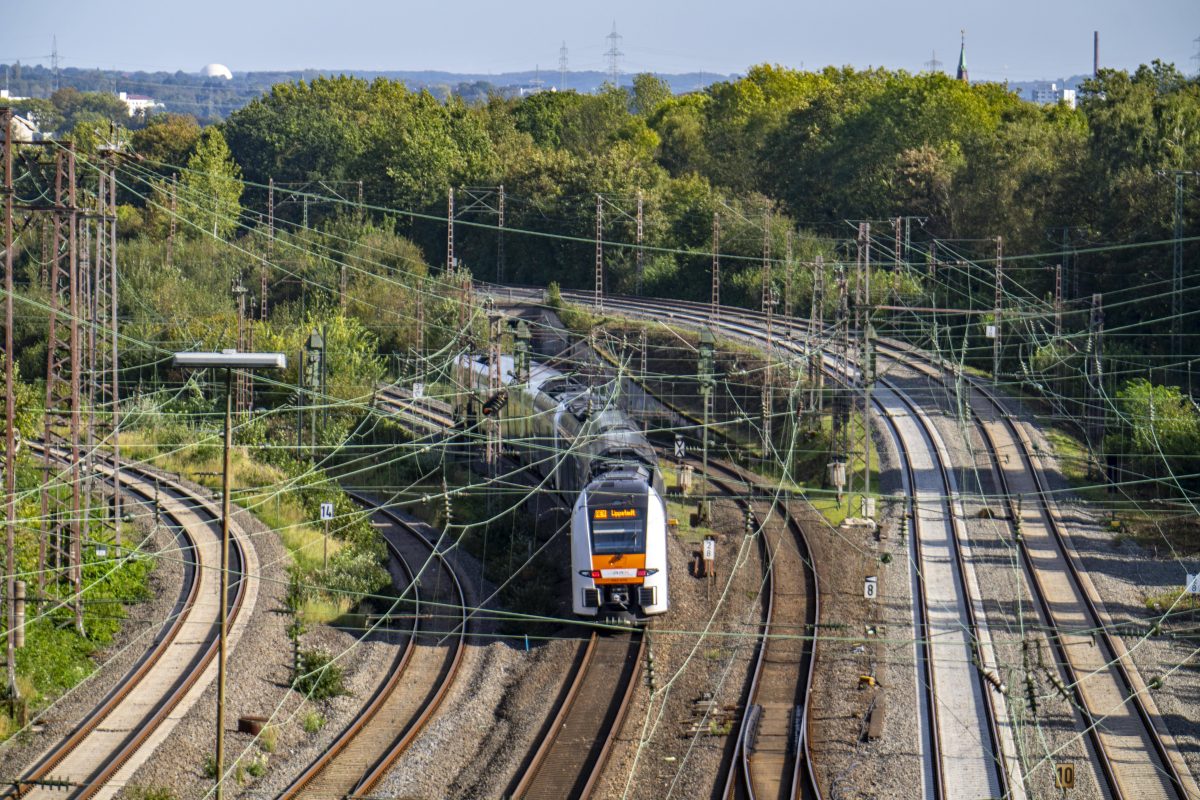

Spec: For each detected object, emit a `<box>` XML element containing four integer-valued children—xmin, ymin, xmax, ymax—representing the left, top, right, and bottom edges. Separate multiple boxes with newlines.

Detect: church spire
<box><xmin>956</xmin><ymin>29</ymin><xmax>969</xmax><ymax>83</ymax></box>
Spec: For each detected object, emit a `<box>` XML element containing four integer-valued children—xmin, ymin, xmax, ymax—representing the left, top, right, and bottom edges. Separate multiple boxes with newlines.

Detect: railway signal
<box><xmin>481</xmin><ymin>389</ymin><xmax>508</xmax><ymax>417</ymax></box>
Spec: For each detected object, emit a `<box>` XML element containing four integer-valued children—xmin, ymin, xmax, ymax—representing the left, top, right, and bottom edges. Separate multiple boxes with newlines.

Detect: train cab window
<box><xmin>590</xmin><ymin>518</ymin><xmax>646</xmax><ymax>554</ymax></box>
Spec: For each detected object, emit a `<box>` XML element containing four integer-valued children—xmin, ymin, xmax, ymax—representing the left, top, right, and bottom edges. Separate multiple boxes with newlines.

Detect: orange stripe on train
<box><xmin>591</xmin><ymin>553</ymin><xmax>646</xmax><ymax>584</ymax></box>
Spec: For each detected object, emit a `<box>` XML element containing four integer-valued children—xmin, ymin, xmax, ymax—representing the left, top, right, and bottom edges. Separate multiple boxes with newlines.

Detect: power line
<box><xmin>559</xmin><ymin>41</ymin><xmax>568</xmax><ymax>91</ymax></box>
<box><xmin>604</xmin><ymin>22</ymin><xmax>623</xmax><ymax>84</ymax></box>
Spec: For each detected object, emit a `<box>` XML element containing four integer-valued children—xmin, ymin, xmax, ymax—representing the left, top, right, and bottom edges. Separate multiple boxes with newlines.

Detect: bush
<box><xmin>302</xmin><ymin>709</ymin><xmax>325</xmax><ymax>733</ymax></box>
<box><xmin>545</xmin><ymin>281</ymin><xmax>563</xmax><ymax>309</ymax></box>
<box><xmin>292</xmin><ymin>649</ymin><xmax>345</xmax><ymax>700</ymax></box>
<box><xmin>127</xmin><ymin>788</ymin><xmax>178</xmax><ymax>800</ymax></box>
<box><xmin>259</xmin><ymin>724</ymin><xmax>277</xmax><ymax>753</ymax></box>
<box><xmin>317</xmin><ymin>546</ymin><xmax>390</xmax><ymax>600</ymax></box>
<box><xmin>245</xmin><ymin>753</ymin><xmax>268</xmax><ymax>778</ymax></box>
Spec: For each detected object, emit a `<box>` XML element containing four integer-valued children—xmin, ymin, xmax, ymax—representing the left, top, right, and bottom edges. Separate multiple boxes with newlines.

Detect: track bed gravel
<box><xmin>591</xmin><ymin>492</ymin><xmax>764</xmax><ymax>800</ymax></box>
<box><xmin>884</xmin><ymin>364</ymin><xmax>1101</xmax><ymax>800</ymax></box>
<box><xmin>116</xmin><ymin>477</ymin><xmax>293</xmax><ymax>798</ymax></box>
<box><xmin>935</xmin><ymin>365</ymin><xmax>1200</xmax><ymax>796</ymax></box>
<box><xmin>803</xmin><ymin>419</ymin><xmax>924</xmax><ymax>800</ymax></box>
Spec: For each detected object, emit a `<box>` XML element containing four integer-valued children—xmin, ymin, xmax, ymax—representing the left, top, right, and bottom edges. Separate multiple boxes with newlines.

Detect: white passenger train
<box><xmin>458</xmin><ymin>353</ymin><xmax>669</xmax><ymax>621</ymax></box>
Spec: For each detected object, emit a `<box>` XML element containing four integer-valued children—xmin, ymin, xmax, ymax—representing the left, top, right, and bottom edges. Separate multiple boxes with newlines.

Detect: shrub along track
<box><xmin>11</xmin><ymin>447</ymin><xmax>256</xmax><ymax>800</ymax></box>
<box><xmin>278</xmin><ymin>493</ymin><xmax>468</xmax><ymax>798</ymax></box>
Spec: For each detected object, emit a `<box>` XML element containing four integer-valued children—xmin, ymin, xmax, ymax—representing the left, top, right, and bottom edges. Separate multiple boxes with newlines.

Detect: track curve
<box><xmin>11</xmin><ymin>450</ymin><xmax>254</xmax><ymax>800</ymax></box>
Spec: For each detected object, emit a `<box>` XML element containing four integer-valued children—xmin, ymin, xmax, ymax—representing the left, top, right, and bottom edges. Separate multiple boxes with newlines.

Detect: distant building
<box><xmin>0</xmin><ymin>89</ymin><xmax>29</xmax><ymax>102</ymax></box>
<box><xmin>513</xmin><ymin>84</ymin><xmax>554</xmax><ymax>97</ymax></box>
<box><xmin>118</xmin><ymin>91</ymin><xmax>163</xmax><ymax>117</ymax></box>
<box><xmin>1030</xmin><ymin>83</ymin><xmax>1077</xmax><ymax>109</ymax></box>
<box><xmin>7</xmin><ymin>114</ymin><xmax>39</xmax><ymax>142</ymax></box>
<box><xmin>200</xmin><ymin>63</ymin><xmax>233</xmax><ymax>80</ymax></box>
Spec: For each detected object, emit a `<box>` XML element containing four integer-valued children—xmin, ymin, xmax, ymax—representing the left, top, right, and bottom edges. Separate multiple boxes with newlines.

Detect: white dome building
<box><xmin>200</xmin><ymin>63</ymin><xmax>233</xmax><ymax>80</ymax></box>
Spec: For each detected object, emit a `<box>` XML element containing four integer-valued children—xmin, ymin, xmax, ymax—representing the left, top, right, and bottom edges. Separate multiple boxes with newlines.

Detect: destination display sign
<box><xmin>593</xmin><ymin>508</ymin><xmax>638</xmax><ymax>520</ymax></box>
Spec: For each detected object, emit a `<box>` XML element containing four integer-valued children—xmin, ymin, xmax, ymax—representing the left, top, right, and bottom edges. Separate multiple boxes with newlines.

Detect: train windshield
<box><xmin>590</xmin><ymin>517</ymin><xmax>646</xmax><ymax>554</ymax></box>
<box><xmin>587</xmin><ymin>479</ymin><xmax>650</xmax><ymax>555</ymax></box>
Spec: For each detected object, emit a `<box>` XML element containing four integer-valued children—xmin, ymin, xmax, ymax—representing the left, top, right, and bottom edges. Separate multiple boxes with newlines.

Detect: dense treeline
<box><xmin>211</xmin><ymin>65</ymin><xmax>1199</xmax><ymax>327</ymax></box>
<box><xmin>10</xmin><ymin>61</ymin><xmax>1200</xmax><ymax>490</ymax></box>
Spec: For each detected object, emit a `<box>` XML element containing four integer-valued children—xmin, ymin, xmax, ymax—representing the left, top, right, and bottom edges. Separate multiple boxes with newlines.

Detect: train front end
<box><xmin>572</xmin><ymin>466</ymin><xmax>669</xmax><ymax>622</ymax></box>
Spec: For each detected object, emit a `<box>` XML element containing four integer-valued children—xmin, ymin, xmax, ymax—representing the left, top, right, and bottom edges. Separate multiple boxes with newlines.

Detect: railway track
<box><xmin>509</xmin><ymin>629</ymin><xmax>645</xmax><ymax>800</ymax></box>
<box><xmin>11</xmin><ymin>451</ymin><xmax>256</xmax><ymax>800</ymax></box>
<box><xmin>375</xmin><ymin>383</ymin><xmax>456</xmax><ymax>432</ymax></box>
<box><xmin>376</xmin><ymin>371</ymin><xmax>646</xmax><ymax>800</ymax></box>
<box><xmin>873</xmin><ymin>379</ymin><xmax>1015</xmax><ymax>800</ymax></box>
<box><xmin>966</xmin><ymin>368</ymin><xmax>1197</xmax><ymax>798</ymax></box>
<box><xmin>280</xmin><ymin>493</ymin><xmax>468</xmax><ymax>798</ymax></box>
<box><xmin>692</xmin><ymin>458</ymin><xmax>819</xmax><ymax>800</ymax></box>
<box><xmin>554</xmin><ymin>291</ymin><xmax>1014</xmax><ymax>798</ymax></box>
<box><xmin>552</xmin><ymin>288</ymin><xmax>1200</xmax><ymax>798</ymax></box>
<box><xmin>846</xmin><ymin>333</ymin><xmax>1197</xmax><ymax>798</ymax></box>
<box><xmin>383</xmin><ymin>294</ymin><xmax>820</xmax><ymax>798</ymax></box>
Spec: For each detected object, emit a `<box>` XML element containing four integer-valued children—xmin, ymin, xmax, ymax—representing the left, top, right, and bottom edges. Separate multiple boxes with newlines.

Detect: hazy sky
<box><xmin>4</xmin><ymin>0</ymin><xmax>1198</xmax><ymax>82</ymax></box>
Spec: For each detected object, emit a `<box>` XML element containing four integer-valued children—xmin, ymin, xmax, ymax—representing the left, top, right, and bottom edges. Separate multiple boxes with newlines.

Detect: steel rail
<box><xmin>350</xmin><ymin>495</ymin><xmax>468</xmax><ymax>797</ymax></box>
<box><xmin>877</xmin><ymin>377</ymin><xmax>1010</xmax><ymax>799</ymax></box>
<box><xmin>275</xmin><ymin>496</ymin><xmax>423</xmax><ymax>799</ymax></box>
<box><xmin>13</xmin><ymin>448</ymin><xmax>249</xmax><ymax>800</ymax></box>
<box><xmin>566</xmin><ymin>288</ymin><xmax>1194</xmax><ymax>798</ymax></box>
<box><xmin>696</xmin><ymin>457</ymin><xmax>820</xmax><ymax>800</ymax></box>
<box><xmin>863</xmin><ymin>333</ymin><xmax>1188</xmax><ymax>798</ymax></box>
<box><xmin>870</xmin><ymin>405</ymin><xmax>948</xmax><ymax>800</ymax></box>
<box><xmin>509</xmin><ymin>630</ymin><xmax>645</xmax><ymax>800</ymax></box>
<box><xmin>561</xmin><ymin>291</ymin><xmax>1011</xmax><ymax>799</ymax></box>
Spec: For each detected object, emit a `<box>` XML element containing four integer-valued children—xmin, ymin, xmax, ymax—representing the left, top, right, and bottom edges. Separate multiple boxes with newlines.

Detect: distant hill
<box><xmin>0</xmin><ymin>63</ymin><xmax>734</xmax><ymax>122</ymax></box>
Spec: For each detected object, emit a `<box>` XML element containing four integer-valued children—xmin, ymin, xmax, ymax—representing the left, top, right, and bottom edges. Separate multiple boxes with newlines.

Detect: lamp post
<box><xmin>697</xmin><ymin>329</ymin><xmax>715</xmax><ymax>525</ymax></box>
<box><xmin>172</xmin><ymin>349</ymin><xmax>285</xmax><ymax>800</ymax></box>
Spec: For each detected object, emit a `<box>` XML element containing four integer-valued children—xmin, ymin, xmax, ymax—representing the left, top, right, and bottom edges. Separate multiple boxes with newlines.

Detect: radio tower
<box><xmin>924</xmin><ymin>50</ymin><xmax>943</xmax><ymax>73</ymax></box>
<box><xmin>559</xmin><ymin>41</ymin><xmax>568</xmax><ymax>90</ymax></box>
<box><xmin>51</xmin><ymin>36</ymin><xmax>61</xmax><ymax>91</ymax></box>
<box><xmin>1192</xmin><ymin>35</ymin><xmax>1200</xmax><ymax>77</ymax></box>
<box><xmin>605</xmin><ymin>22</ymin><xmax>623</xmax><ymax>85</ymax></box>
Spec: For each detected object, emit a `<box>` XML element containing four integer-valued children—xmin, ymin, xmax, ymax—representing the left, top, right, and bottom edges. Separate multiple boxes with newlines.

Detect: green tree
<box><xmin>509</xmin><ymin>90</ymin><xmax>586</xmax><ymax>149</ymax></box>
<box><xmin>49</xmin><ymin>88</ymin><xmax>130</xmax><ymax>134</ymax></box>
<box><xmin>179</xmin><ymin>127</ymin><xmax>243</xmax><ymax>239</ymax></box>
<box><xmin>629</xmin><ymin>73</ymin><xmax>672</xmax><ymax>116</ymax></box>
<box><xmin>11</xmin><ymin>98</ymin><xmax>61</xmax><ymax>132</ymax></box>
<box><xmin>1113</xmin><ymin>378</ymin><xmax>1200</xmax><ymax>487</ymax></box>
<box><xmin>650</xmin><ymin>94</ymin><xmax>709</xmax><ymax>176</ymax></box>
<box><xmin>131</xmin><ymin>114</ymin><xmax>202</xmax><ymax>175</ymax></box>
